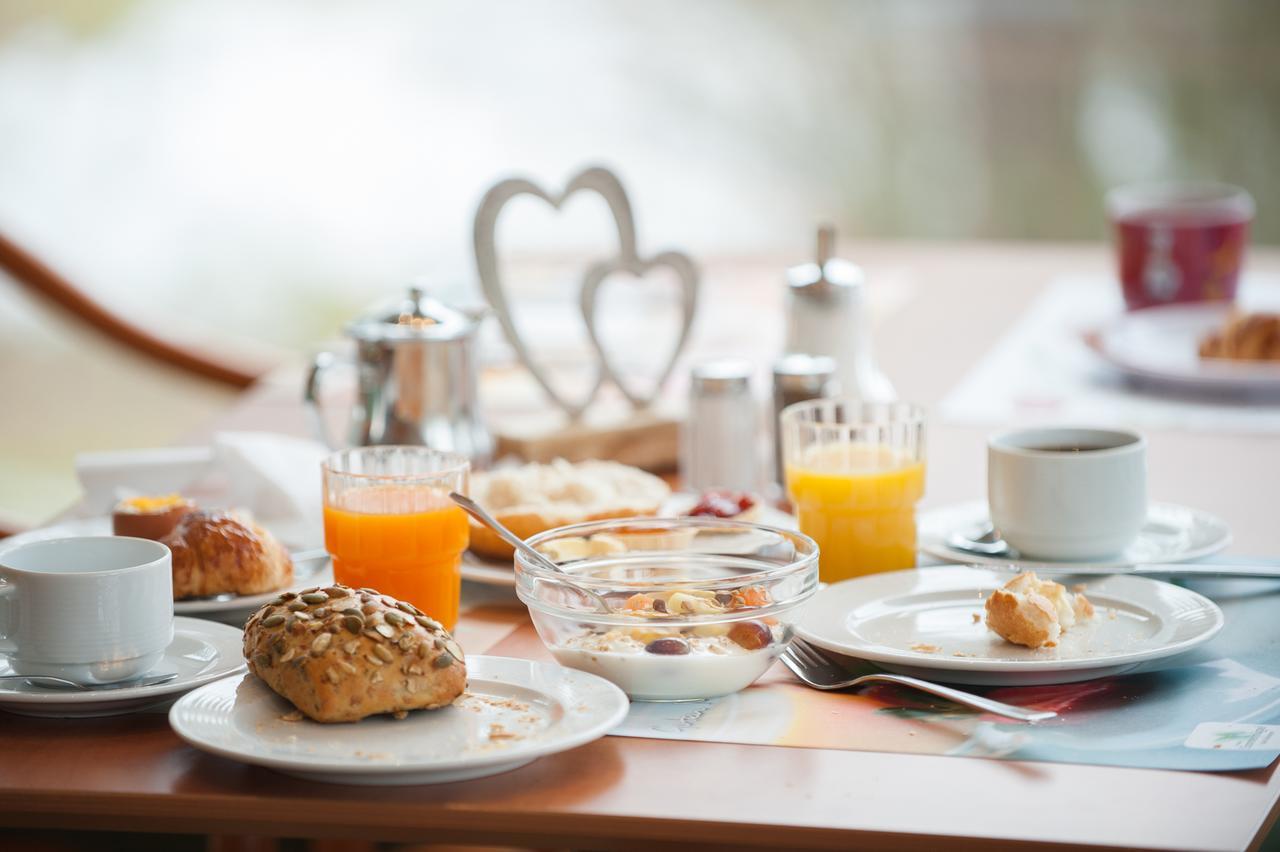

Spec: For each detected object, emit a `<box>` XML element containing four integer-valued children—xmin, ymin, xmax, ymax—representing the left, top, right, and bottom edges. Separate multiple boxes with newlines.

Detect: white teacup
<box><xmin>0</xmin><ymin>537</ymin><xmax>174</xmax><ymax>684</ymax></box>
<box><xmin>988</xmin><ymin>427</ymin><xmax>1147</xmax><ymax>561</ymax></box>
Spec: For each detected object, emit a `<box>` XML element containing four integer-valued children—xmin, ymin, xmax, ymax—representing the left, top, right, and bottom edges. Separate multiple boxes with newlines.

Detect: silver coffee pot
<box><xmin>304</xmin><ymin>286</ymin><xmax>493</xmax><ymax>465</ymax></box>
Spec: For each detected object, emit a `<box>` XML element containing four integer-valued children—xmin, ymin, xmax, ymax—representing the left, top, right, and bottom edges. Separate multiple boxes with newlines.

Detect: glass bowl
<box><xmin>514</xmin><ymin>517</ymin><xmax>820</xmax><ymax>701</ymax></box>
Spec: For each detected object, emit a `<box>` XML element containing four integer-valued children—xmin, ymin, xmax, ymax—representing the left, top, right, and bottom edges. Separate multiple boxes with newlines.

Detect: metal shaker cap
<box><xmin>785</xmin><ymin>225</ymin><xmax>865</xmax><ymax>301</ymax></box>
<box><xmin>346</xmin><ymin>285</ymin><xmax>481</xmax><ymax>343</ymax></box>
<box><xmin>690</xmin><ymin>358</ymin><xmax>753</xmax><ymax>394</ymax></box>
<box><xmin>773</xmin><ymin>353</ymin><xmax>837</xmax><ymax>395</ymax></box>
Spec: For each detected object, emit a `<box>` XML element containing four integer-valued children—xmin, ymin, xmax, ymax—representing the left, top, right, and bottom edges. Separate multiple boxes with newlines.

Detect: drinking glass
<box><xmin>321</xmin><ymin>447</ymin><xmax>469</xmax><ymax>630</ymax></box>
<box><xmin>780</xmin><ymin>399</ymin><xmax>926</xmax><ymax>582</ymax></box>
<box><xmin>1106</xmin><ymin>181</ymin><xmax>1253</xmax><ymax>310</ymax></box>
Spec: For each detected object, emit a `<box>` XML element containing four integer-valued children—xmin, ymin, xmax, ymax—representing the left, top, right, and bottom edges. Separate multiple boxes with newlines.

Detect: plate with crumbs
<box><xmin>795</xmin><ymin>567</ymin><xmax>1224</xmax><ymax>686</ymax></box>
<box><xmin>169</xmin><ymin>655</ymin><xmax>628</xmax><ymax>785</ymax></box>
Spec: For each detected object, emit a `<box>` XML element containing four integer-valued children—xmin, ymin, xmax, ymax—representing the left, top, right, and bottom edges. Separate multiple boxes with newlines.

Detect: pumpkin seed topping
<box><xmin>310</xmin><ymin>632</ymin><xmax>332</xmax><ymax>655</ymax></box>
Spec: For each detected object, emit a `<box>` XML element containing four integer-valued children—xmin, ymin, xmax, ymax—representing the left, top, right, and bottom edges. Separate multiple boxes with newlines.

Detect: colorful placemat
<box><xmin>479</xmin><ymin>562</ymin><xmax>1280</xmax><ymax>772</ymax></box>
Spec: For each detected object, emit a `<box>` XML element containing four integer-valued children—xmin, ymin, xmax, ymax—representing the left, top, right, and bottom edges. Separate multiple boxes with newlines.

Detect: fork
<box><xmin>780</xmin><ymin>639</ymin><xmax>1055</xmax><ymax>723</ymax></box>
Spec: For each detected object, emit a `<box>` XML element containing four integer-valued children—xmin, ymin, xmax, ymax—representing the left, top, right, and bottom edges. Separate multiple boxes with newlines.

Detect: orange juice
<box><xmin>322</xmin><ymin>484</ymin><xmax>469</xmax><ymax>629</ymax></box>
<box><xmin>786</xmin><ymin>443</ymin><xmax>925</xmax><ymax>582</ymax></box>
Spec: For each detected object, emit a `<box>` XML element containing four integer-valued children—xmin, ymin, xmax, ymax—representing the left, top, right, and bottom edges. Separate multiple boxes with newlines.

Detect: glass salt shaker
<box><xmin>771</xmin><ymin>353</ymin><xmax>836</xmax><ymax>486</ymax></box>
<box><xmin>680</xmin><ymin>359</ymin><xmax>758</xmax><ymax>492</ymax></box>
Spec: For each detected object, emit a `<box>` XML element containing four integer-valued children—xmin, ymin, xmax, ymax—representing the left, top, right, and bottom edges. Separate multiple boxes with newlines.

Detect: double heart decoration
<box><xmin>473</xmin><ymin>166</ymin><xmax>700</xmax><ymax>418</ymax></box>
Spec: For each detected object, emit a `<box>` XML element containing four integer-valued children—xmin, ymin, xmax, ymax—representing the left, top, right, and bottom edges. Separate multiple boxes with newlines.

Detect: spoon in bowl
<box><xmin>448</xmin><ymin>492</ymin><xmax>613</xmax><ymax>613</ymax></box>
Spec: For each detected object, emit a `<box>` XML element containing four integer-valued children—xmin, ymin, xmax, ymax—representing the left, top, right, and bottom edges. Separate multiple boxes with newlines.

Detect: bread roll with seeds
<box><xmin>243</xmin><ymin>584</ymin><xmax>466</xmax><ymax>722</ymax></box>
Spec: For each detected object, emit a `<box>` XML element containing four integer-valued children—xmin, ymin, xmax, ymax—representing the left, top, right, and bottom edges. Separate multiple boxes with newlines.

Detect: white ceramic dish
<box><xmin>918</xmin><ymin>501</ymin><xmax>1231</xmax><ymax>573</ymax></box>
<box><xmin>0</xmin><ymin>517</ymin><xmax>331</xmax><ymax>622</ymax></box>
<box><xmin>462</xmin><ymin>494</ymin><xmax>797</xmax><ymax>587</ymax></box>
<box><xmin>170</xmin><ymin>655</ymin><xmax>628</xmax><ymax>785</ymax></box>
<box><xmin>1086</xmin><ymin>301</ymin><xmax>1280</xmax><ymax>394</ymax></box>
<box><xmin>796</xmin><ymin>566</ymin><xmax>1225</xmax><ymax>686</ymax></box>
<box><xmin>0</xmin><ymin>617</ymin><xmax>245</xmax><ymax>717</ymax></box>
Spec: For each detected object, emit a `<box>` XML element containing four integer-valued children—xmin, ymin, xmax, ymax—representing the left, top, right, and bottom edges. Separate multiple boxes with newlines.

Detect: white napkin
<box><xmin>74</xmin><ymin>432</ymin><xmax>329</xmax><ymax>548</ymax></box>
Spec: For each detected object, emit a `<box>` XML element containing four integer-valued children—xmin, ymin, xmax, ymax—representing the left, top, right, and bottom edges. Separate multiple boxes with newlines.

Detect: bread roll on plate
<box><xmin>243</xmin><ymin>584</ymin><xmax>466</xmax><ymax>723</ymax></box>
<box><xmin>468</xmin><ymin>459</ymin><xmax>670</xmax><ymax>560</ymax></box>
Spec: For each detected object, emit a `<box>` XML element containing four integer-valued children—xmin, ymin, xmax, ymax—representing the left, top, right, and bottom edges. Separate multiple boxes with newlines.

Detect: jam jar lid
<box><xmin>346</xmin><ymin>286</ymin><xmax>480</xmax><ymax>343</ymax></box>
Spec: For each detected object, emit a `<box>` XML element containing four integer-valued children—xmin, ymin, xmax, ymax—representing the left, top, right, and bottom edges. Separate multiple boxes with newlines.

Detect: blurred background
<box><xmin>1</xmin><ymin>0</ymin><xmax>1277</xmax><ymax>527</ymax></box>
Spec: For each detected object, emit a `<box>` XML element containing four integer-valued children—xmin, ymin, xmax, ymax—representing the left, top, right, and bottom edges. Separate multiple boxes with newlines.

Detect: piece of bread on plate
<box><xmin>467</xmin><ymin>459</ymin><xmax>670</xmax><ymax>560</ymax></box>
<box><xmin>984</xmin><ymin>571</ymin><xmax>1094</xmax><ymax>649</ymax></box>
<box><xmin>243</xmin><ymin>584</ymin><xmax>466</xmax><ymax>723</ymax></box>
<box><xmin>163</xmin><ymin>510</ymin><xmax>293</xmax><ymax>599</ymax></box>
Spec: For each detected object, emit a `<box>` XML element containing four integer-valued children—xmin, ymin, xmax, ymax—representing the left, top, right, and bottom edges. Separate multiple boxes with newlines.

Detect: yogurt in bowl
<box><xmin>514</xmin><ymin>517</ymin><xmax>819</xmax><ymax>702</ymax></box>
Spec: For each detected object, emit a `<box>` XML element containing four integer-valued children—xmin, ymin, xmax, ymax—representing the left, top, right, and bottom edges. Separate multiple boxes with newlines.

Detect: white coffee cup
<box><xmin>988</xmin><ymin>427</ymin><xmax>1147</xmax><ymax>560</ymax></box>
<box><xmin>0</xmin><ymin>537</ymin><xmax>174</xmax><ymax>684</ymax></box>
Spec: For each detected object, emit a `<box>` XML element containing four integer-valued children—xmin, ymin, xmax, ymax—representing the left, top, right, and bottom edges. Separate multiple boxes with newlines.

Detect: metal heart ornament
<box><xmin>473</xmin><ymin>166</ymin><xmax>638</xmax><ymax>418</ymax></box>
<box><xmin>580</xmin><ymin>251</ymin><xmax>699</xmax><ymax>409</ymax></box>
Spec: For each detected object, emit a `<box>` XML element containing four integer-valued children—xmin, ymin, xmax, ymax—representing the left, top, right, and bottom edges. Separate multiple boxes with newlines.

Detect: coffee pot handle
<box><xmin>304</xmin><ymin>351</ymin><xmax>346</xmax><ymax>450</ymax></box>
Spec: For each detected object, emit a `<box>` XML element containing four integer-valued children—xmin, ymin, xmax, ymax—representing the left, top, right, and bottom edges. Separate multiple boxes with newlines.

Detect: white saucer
<box><xmin>1087</xmin><ymin>301</ymin><xmax>1280</xmax><ymax>395</ymax></box>
<box><xmin>918</xmin><ymin>501</ymin><xmax>1231</xmax><ymax>572</ymax></box>
<box><xmin>796</xmin><ymin>566</ymin><xmax>1224</xmax><ymax>686</ymax></box>
<box><xmin>169</xmin><ymin>656</ymin><xmax>629</xmax><ymax>785</ymax></box>
<box><xmin>0</xmin><ymin>617</ymin><xmax>246</xmax><ymax>717</ymax></box>
<box><xmin>0</xmin><ymin>516</ymin><xmax>331</xmax><ymax>624</ymax></box>
<box><xmin>462</xmin><ymin>495</ymin><xmax>797</xmax><ymax>587</ymax></box>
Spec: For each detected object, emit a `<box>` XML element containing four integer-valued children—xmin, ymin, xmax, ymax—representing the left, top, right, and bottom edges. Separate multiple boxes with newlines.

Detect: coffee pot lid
<box><xmin>786</xmin><ymin>225</ymin><xmax>865</xmax><ymax>298</ymax></box>
<box><xmin>346</xmin><ymin>285</ymin><xmax>480</xmax><ymax>343</ymax></box>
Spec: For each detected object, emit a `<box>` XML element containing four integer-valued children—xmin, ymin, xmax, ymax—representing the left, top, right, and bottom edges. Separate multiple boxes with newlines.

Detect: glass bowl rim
<box><xmin>514</xmin><ymin>516</ymin><xmax>820</xmax><ymax>622</ymax></box>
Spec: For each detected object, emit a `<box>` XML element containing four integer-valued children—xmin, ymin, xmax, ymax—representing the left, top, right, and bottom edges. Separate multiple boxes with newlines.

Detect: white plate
<box><xmin>462</xmin><ymin>495</ymin><xmax>798</xmax><ymax>587</ymax></box>
<box><xmin>0</xmin><ymin>516</ymin><xmax>331</xmax><ymax>622</ymax></box>
<box><xmin>796</xmin><ymin>566</ymin><xmax>1224</xmax><ymax>686</ymax></box>
<box><xmin>918</xmin><ymin>501</ymin><xmax>1231</xmax><ymax>572</ymax></box>
<box><xmin>0</xmin><ymin>617</ymin><xmax>246</xmax><ymax>717</ymax></box>
<box><xmin>461</xmin><ymin>550</ymin><xmax>517</xmax><ymax>586</ymax></box>
<box><xmin>1087</xmin><ymin>301</ymin><xmax>1280</xmax><ymax>394</ymax></box>
<box><xmin>169</xmin><ymin>655</ymin><xmax>629</xmax><ymax>785</ymax></box>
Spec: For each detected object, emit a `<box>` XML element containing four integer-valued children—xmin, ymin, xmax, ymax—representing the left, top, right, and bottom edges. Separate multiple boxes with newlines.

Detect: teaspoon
<box><xmin>0</xmin><ymin>672</ymin><xmax>179</xmax><ymax>691</ymax></box>
<box><xmin>448</xmin><ymin>492</ymin><xmax>614</xmax><ymax>613</ymax></box>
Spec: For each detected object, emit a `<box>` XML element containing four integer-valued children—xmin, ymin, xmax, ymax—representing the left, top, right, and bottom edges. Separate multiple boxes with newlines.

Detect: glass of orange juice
<box><xmin>321</xmin><ymin>447</ymin><xmax>469</xmax><ymax>630</ymax></box>
<box><xmin>780</xmin><ymin>400</ymin><xmax>925</xmax><ymax>582</ymax></box>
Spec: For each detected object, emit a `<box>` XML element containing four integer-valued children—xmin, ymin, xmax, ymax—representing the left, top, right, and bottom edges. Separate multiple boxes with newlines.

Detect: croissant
<box><xmin>163</xmin><ymin>510</ymin><xmax>293</xmax><ymax>599</ymax></box>
<box><xmin>1199</xmin><ymin>312</ymin><xmax>1280</xmax><ymax>362</ymax></box>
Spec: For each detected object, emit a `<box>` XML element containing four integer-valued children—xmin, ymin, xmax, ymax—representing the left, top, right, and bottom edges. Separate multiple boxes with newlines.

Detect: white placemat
<box><xmin>940</xmin><ymin>275</ymin><xmax>1280</xmax><ymax>434</ymax></box>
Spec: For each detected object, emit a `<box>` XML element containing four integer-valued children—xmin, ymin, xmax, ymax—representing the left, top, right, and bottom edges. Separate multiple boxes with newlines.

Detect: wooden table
<box><xmin>3</xmin><ymin>242</ymin><xmax>1279</xmax><ymax>850</ymax></box>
